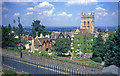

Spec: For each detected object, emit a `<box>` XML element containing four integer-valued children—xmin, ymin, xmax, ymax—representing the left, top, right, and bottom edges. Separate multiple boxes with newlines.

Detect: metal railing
<box><xmin>2</xmin><ymin>54</ymin><xmax>101</xmax><ymax>75</ymax></box>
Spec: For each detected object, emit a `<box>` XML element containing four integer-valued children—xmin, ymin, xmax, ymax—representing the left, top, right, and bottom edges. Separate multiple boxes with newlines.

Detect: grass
<box><xmin>5</xmin><ymin>47</ymin><xmax>102</xmax><ymax>68</ymax></box>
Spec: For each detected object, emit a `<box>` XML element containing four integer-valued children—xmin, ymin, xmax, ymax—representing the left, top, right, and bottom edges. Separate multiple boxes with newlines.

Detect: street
<box><xmin>2</xmin><ymin>54</ymin><xmax>75</xmax><ymax>75</ymax></box>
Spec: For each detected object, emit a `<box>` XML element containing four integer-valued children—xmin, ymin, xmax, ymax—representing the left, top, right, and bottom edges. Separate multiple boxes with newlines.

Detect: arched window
<box><xmin>84</xmin><ymin>21</ymin><xmax>86</xmax><ymax>25</ymax></box>
<box><xmin>88</xmin><ymin>21</ymin><xmax>89</xmax><ymax>25</ymax></box>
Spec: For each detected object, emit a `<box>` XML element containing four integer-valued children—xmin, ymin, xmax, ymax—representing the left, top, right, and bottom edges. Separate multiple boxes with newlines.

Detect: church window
<box><xmin>84</xmin><ymin>21</ymin><xmax>86</xmax><ymax>25</ymax></box>
<box><xmin>88</xmin><ymin>21</ymin><xmax>89</xmax><ymax>25</ymax></box>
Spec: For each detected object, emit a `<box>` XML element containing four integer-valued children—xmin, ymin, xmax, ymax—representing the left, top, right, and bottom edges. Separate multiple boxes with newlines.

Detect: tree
<box><xmin>104</xmin><ymin>26</ymin><xmax>120</xmax><ymax>67</ymax></box>
<box><xmin>8</xmin><ymin>24</ymin><xmax>12</xmax><ymax>32</ymax></box>
<box><xmin>2</xmin><ymin>25</ymin><xmax>19</xmax><ymax>48</ymax></box>
<box><xmin>53</xmin><ymin>38</ymin><xmax>71</xmax><ymax>54</ymax></box>
<box><xmin>92</xmin><ymin>33</ymin><xmax>105</xmax><ymax>62</ymax></box>
<box><xmin>97</xmin><ymin>28</ymin><xmax>102</xmax><ymax>32</ymax></box>
<box><xmin>31</xmin><ymin>20</ymin><xmax>49</xmax><ymax>37</ymax></box>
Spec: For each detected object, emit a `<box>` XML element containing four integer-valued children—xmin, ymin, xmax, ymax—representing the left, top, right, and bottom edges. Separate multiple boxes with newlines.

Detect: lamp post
<box><xmin>18</xmin><ymin>43</ymin><xmax>23</xmax><ymax>58</ymax></box>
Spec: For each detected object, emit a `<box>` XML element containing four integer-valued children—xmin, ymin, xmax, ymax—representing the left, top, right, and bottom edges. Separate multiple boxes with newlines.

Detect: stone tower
<box><xmin>80</xmin><ymin>10</ymin><xmax>94</xmax><ymax>33</ymax></box>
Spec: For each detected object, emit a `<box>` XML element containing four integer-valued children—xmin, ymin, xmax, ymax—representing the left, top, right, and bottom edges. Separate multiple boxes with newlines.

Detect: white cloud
<box><xmin>98</xmin><ymin>12</ymin><xmax>102</xmax><ymax>15</ymax></box>
<box><xmin>30</xmin><ymin>1</ymin><xmax>55</xmax><ymax>16</ymax></box>
<box><xmin>96</xmin><ymin>6</ymin><xmax>106</xmax><ymax>11</ymax></box>
<box><xmin>66</xmin><ymin>0</ymin><xmax>98</xmax><ymax>5</ymax></box>
<box><xmin>58</xmin><ymin>12</ymin><xmax>67</xmax><ymax>16</ymax></box>
<box><xmin>36</xmin><ymin>1</ymin><xmax>54</xmax><ymax>8</ymax></box>
<box><xmin>14</xmin><ymin>13</ymin><xmax>20</xmax><ymax>16</ymax></box>
<box><xmin>27</xmin><ymin>7</ymin><xmax>34</xmax><ymax>10</ymax></box>
<box><xmin>103</xmin><ymin>12</ymin><xmax>108</xmax><ymax>16</ymax></box>
<box><xmin>26</xmin><ymin>12</ymin><xmax>33</xmax><ymax>15</ymax></box>
<box><xmin>112</xmin><ymin>12</ymin><xmax>115</xmax><ymax>15</ymax></box>
<box><xmin>58</xmin><ymin>12</ymin><xmax>72</xmax><ymax>17</ymax></box>
<box><xmin>67</xmin><ymin>14</ymin><xmax>72</xmax><ymax>17</ymax></box>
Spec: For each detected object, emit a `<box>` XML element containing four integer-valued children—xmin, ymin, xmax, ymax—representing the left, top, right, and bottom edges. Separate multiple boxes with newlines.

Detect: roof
<box><xmin>34</xmin><ymin>37</ymin><xmax>50</xmax><ymax>46</ymax></box>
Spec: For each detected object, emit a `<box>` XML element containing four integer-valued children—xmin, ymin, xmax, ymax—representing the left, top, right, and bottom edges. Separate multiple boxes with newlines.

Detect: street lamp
<box><xmin>18</xmin><ymin>43</ymin><xmax>23</xmax><ymax>58</ymax></box>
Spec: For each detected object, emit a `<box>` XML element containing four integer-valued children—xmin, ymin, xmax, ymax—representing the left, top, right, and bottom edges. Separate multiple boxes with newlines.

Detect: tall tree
<box><xmin>104</xmin><ymin>26</ymin><xmax>120</xmax><ymax>67</ymax></box>
<box><xmin>18</xmin><ymin>17</ymin><xmax>24</xmax><ymax>37</ymax></box>
<box><xmin>31</xmin><ymin>20</ymin><xmax>49</xmax><ymax>37</ymax></box>
<box><xmin>53</xmin><ymin>38</ymin><xmax>71</xmax><ymax>54</ymax></box>
<box><xmin>2</xmin><ymin>25</ymin><xmax>19</xmax><ymax>48</ymax></box>
<box><xmin>92</xmin><ymin>33</ymin><xmax>105</xmax><ymax>62</ymax></box>
<box><xmin>8</xmin><ymin>24</ymin><xmax>12</xmax><ymax>32</ymax></box>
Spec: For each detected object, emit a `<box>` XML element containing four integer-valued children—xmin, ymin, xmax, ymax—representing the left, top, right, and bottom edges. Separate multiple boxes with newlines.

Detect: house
<box><xmin>31</xmin><ymin>32</ymin><xmax>52</xmax><ymax>51</ymax></box>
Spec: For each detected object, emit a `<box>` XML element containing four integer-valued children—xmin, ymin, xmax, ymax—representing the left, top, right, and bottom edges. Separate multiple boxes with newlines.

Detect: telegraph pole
<box><xmin>18</xmin><ymin>17</ymin><xmax>22</xmax><ymax>58</ymax></box>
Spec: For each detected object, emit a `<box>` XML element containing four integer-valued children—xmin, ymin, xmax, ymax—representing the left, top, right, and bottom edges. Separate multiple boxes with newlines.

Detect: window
<box><xmin>71</xmin><ymin>47</ymin><xmax>74</xmax><ymax>49</ymax></box>
<box><xmin>88</xmin><ymin>21</ymin><xmax>89</xmax><ymax>25</ymax></box>
<box><xmin>71</xmin><ymin>38</ymin><xmax>73</xmax><ymax>40</ymax></box>
<box><xmin>77</xmin><ymin>38</ymin><xmax>80</xmax><ymax>41</ymax></box>
<box><xmin>91</xmin><ymin>39</ymin><xmax>93</xmax><ymax>41</ymax></box>
<box><xmin>84</xmin><ymin>21</ymin><xmax>86</xmax><ymax>25</ymax></box>
<box><xmin>77</xmin><ymin>43</ymin><xmax>80</xmax><ymax>46</ymax></box>
<box><xmin>80</xmin><ymin>46</ymin><xmax>81</xmax><ymax>50</ymax></box>
<box><xmin>91</xmin><ymin>43</ymin><xmax>92</xmax><ymax>45</ymax></box>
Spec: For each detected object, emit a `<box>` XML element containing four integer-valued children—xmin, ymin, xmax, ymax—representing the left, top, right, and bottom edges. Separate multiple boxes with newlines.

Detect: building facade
<box><xmin>80</xmin><ymin>10</ymin><xmax>95</xmax><ymax>33</ymax></box>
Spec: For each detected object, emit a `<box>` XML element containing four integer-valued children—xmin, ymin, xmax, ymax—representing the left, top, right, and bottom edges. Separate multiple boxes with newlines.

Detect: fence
<box><xmin>2</xmin><ymin>54</ymin><xmax>100</xmax><ymax>75</ymax></box>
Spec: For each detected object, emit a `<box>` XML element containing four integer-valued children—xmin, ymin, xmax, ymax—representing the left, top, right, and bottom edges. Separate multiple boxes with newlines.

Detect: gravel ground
<box><xmin>2</xmin><ymin>49</ymin><xmax>102</xmax><ymax>74</ymax></box>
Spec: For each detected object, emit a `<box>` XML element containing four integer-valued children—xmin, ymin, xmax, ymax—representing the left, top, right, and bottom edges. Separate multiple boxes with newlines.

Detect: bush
<box><xmin>3</xmin><ymin>69</ymin><xmax>16</xmax><ymax>76</ymax></box>
<box><xmin>92</xmin><ymin>57</ymin><xmax>102</xmax><ymax>63</ymax></box>
<box><xmin>7</xmin><ymin>47</ymin><xmax>19</xmax><ymax>51</ymax></box>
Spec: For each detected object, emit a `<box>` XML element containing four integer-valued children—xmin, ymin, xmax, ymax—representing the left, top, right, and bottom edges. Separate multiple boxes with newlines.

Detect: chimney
<box><xmin>32</xmin><ymin>37</ymin><xmax>34</xmax><ymax>39</ymax></box>
<box><xmin>26</xmin><ymin>35</ymin><xmax>29</xmax><ymax>41</ymax></box>
<box><xmin>51</xmin><ymin>32</ymin><xmax>54</xmax><ymax>35</ymax></box>
<box><xmin>36</xmin><ymin>32</ymin><xmax>38</xmax><ymax>38</ymax></box>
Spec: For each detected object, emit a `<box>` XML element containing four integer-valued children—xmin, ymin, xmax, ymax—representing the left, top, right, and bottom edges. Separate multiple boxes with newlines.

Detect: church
<box><xmin>73</xmin><ymin>10</ymin><xmax>95</xmax><ymax>34</ymax></box>
<box><xmin>71</xmin><ymin>10</ymin><xmax>95</xmax><ymax>54</ymax></box>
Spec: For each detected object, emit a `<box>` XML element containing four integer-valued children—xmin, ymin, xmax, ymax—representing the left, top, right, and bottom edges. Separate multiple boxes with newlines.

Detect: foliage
<box><xmin>18</xmin><ymin>23</ymin><xmax>25</xmax><ymax>37</ymax></box>
<box><xmin>6</xmin><ymin>47</ymin><xmax>19</xmax><ymax>51</ymax></box>
<box><xmin>74</xmin><ymin>33</ymin><xmax>94</xmax><ymax>53</ymax></box>
<box><xmin>2</xmin><ymin>25</ymin><xmax>19</xmax><ymax>48</ymax></box>
<box><xmin>92</xmin><ymin>57</ymin><xmax>102</xmax><ymax>63</ymax></box>
<box><xmin>92</xmin><ymin>33</ymin><xmax>105</xmax><ymax>62</ymax></box>
<box><xmin>53</xmin><ymin>38</ymin><xmax>71</xmax><ymax>53</ymax></box>
<box><xmin>104</xmin><ymin>26</ymin><xmax>120</xmax><ymax>67</ymax></box>
<box><xmin>3</xmin><ymin>69</ymin><xmax>16</xmax><ymax>76</ymax></box>
<box><xmin>97</xmin><ymin>28</ymin><xmax>102</xmax><ymax>32</ymax></box>
<box><xmin>31</xmin><ymin>20</ymin><xmax>49</xmax><ymax>37</ymax></box>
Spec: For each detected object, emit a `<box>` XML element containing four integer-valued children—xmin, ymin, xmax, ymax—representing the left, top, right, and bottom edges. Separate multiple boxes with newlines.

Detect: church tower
<box><xmin>80</xmin><ymin>10</ymin><xmax>94</xmax><ymax>33</ymax></box>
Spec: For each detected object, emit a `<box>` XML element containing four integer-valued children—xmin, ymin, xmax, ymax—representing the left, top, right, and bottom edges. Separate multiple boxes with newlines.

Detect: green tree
<box><xmin>92</xmin><ymin>33</ymin><xmax>105</xmax><ymax>62</ymax></box>
<box><xmin>53</xmin><ymin>38</ymin><xmax>71</xmax><ymax>54</ymax></box>
<box><xmin>2</xmin><ymin>25</ymin><xmax>19</xmax><ymax>48</ymax></box>
<box><xmin>8</xmin><ymin>24</ymin><xmax>12</xmax><ymax>32</ymax></box>
<box><xmin>97</xmin><ymin>28</ymin><xmax>102</xmax><ymax>32</ymax></box>
<box><xmin>104</xmin><ymin>26</ymin><xmax>120</xmax><ymax>67</ymax></box>
<box><xmin>31</xmin><ymin>20</ymin><xmax>49</xmax><ymax>37</ymax></box>
<box><xmin>18</xmin><ymin>23</ymin><xmax>24</xmax><ymax>37</ymax></box>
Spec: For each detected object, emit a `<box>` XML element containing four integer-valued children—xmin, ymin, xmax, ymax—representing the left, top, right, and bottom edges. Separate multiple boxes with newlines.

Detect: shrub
<box><xmin>92</xmin><ymin>57</ymin><xmax>102</xmax><ymax>63</ymax></box>
<box><xmin>3</xmin><ymin>69</ymin><xmax>16</xmax><ymax>76</ymax></box>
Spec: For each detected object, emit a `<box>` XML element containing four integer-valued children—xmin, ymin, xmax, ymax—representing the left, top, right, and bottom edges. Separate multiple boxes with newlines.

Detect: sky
<box><xmin>1</xmin><ymin>0</ymin><xmax>119</xmax><ymax>28</ymax></box>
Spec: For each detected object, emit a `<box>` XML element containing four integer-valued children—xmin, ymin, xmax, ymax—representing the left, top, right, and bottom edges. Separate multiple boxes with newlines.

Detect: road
<box><xmin>2</xmin><ymin>54</ymin><xmax>78</xmax><ymax>75</ymax></box>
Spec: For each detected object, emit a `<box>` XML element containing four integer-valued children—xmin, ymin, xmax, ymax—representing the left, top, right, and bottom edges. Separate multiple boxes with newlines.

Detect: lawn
<box><xmin>6</xmin><ymin>47</ymin><xmax>102</xmax><ymax>68</ymax></box>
